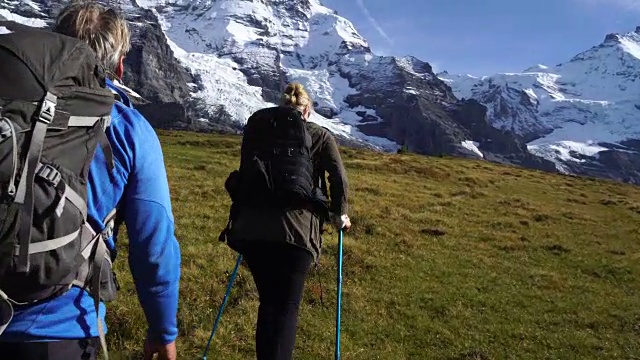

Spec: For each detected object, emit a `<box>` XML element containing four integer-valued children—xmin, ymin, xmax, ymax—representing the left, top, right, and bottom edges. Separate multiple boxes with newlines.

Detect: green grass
<box><xmin>106</xmin><ymin>130</ymin><xmax>640</xmax><ymax>359</ymax></box>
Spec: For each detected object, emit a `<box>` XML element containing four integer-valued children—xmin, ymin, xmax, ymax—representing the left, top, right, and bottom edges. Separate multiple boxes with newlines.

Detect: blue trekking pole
<box><xmin>335</xmin><ymin>229</ymin><xmax>344</xmax><ymax>360</ymax></box>
<box><xmin>202</xmin><ymin>253</ymin><xmax>243</xmax><ymax>360</ymax></box>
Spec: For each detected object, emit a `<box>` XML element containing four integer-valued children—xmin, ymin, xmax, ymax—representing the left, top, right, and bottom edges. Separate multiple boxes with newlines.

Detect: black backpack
<box><xmin>237</xmin><ymin>106</ymin><xmax>316</xmax><ymax>207</ymax></box>
<box><xmin>0</xmin><ymin>21</ymin><xmax>119</xmax><ymax>352</ymax></box>
<box><xmin>219</xmin><ymin>106</ymin><xmax>334</xmax><ymax>242</ymax></box>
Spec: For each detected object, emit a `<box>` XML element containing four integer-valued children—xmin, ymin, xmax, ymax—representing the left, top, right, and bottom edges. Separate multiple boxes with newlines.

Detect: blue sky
<box><xmin>321</xmin><ymin>0</ymin><xmax>640</xmax><ymax>76</ymax></box>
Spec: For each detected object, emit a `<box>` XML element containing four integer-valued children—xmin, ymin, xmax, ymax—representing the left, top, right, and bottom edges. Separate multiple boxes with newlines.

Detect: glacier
<box><xmin>135</xmin><ymin>0</ymin><xmax>399</xmax><ymax>151</ymax></box>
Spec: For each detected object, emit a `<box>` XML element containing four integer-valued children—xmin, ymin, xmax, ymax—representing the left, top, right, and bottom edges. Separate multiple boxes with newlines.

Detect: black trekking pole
<box><xmin>202</xmin><ymin>253</ymin><xmax>243</xmax><ymax>360</ymax></box>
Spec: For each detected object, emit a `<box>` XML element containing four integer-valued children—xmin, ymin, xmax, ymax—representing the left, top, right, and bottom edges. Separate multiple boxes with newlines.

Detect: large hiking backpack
<box><xmin>0</xmin><ymin>20</ymin><xmax>119</xmax><ymax>345</ymax></box>
<box><xmin>237</xmin><ymin>106</ymin><xmax>316</xmax><ymax>207</ymax></box>
<box><xmin>219</xmin><ymin>106</ymin><xmax>331</xmax><ymax>242</ymax></box>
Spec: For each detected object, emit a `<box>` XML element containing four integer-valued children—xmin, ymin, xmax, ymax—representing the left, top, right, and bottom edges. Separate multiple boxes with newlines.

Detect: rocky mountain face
<box><xmin>120</xmin><ymin>7</ymin><xmax>196</xmax><ymax>130</ymax></box>
<box><xmin>1</xmin><ymin>0</ymin><xmax>202</xmax><ymax>130</ymax></box>
<box><xmin>440</xmin><ymin>28</ymin><xmax>640</xmax><ymax>184</ymax></box>
<box><xmin>1</xmin><ymin>0</ymin><xmax>580</xmax><ymax>176</ymax></box>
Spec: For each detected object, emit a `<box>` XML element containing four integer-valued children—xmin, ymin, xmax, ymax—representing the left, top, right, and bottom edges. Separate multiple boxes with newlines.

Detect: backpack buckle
<box><xmin>37</xmin><ymin>164</ymin><xmax>61</xmax><ymax>186</ymax></box>
<box><xmin>102</xmin><ymin>215</ymin><xmax>116</xmax><ymax>239</ymax></box>
<box><xmin>102</xmin><ymin>223</ymin><xmax>114</xmax><ymax>239</ymax></box>
<box><xmin>38</xmin><ymin>93</ymin><xmax>57</xmax><ymax>124</ymax></box>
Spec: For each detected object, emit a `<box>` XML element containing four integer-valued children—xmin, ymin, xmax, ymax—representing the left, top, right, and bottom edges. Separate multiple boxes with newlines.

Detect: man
<box><xmin>0</xmin><ymin>2</ymin><xmax>180</xmax><ymax>359</ymax></box>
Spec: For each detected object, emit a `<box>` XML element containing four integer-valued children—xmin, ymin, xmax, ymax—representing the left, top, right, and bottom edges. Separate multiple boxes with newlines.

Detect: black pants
<box><xmin>0</xmin><ymin>338</ymin><xmax>99</xmax><ymax>360</ymax></box>
<box><xmin>242</xmin><ymin>242</ymin><xmax>313</xmax><ymax>360</ymax></box>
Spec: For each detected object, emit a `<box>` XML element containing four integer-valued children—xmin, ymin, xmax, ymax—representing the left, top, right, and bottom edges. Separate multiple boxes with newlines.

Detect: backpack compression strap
<box><xmin>14</xmin><ymin>92</ymin><xmax>57</xmax><ymax>272</ymax></box>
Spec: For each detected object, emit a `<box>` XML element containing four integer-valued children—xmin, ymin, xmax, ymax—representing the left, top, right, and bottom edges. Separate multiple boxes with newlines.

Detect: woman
<box><xmin>226</xmin><ymin>82</ymin><xmax>351</xmax><ymax>360</ymax></box>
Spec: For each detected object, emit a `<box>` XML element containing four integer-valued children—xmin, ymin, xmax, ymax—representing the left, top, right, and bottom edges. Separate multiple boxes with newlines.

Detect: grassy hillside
<box><xmin>106</xmin><ymin>130</ymin><xmax>640</xmax><ymax>360</ymax></box>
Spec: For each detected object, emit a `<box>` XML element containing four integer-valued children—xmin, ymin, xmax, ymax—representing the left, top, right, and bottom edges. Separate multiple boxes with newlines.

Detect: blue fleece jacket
<box><xmin>0</xmin><ymin>79</ymin><xmax>181</xmax><ymax>344</ymax></box>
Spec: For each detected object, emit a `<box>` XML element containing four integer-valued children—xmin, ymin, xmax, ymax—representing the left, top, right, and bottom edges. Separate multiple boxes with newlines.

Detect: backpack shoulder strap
<box><xmin>72</xmin><ymin>206</ymin><xmax>120</xmax><ymax>360</ymax></box>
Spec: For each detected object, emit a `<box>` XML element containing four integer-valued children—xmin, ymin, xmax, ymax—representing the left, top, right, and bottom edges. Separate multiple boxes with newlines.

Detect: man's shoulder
<box><xmin>110</xmin><ymin>101</ymin><xmax>156</xmax><ymax>140</ymax></box>
<box><xmin>111</xmin><ymin>100</ymin><xmax>147</xmax><ymax>124</ymax></box>
<box><xmin>106</xmin><ymin>78</ymin><xmax>146</xmax><ymax>107</ymax></box>
<box><xmin>106</xmin><ymin>86</ymin><xmax>160</xmax><ymax>165</ymax></box>
<box><xmin>105</xmin><ymin>81</ymin><xmax>153</xmax><ymax>133</ymax></box>
<box><xmin>106</xmin><ymin>79</ymin><xmax>152</xmax><ymax>128</ymax></box>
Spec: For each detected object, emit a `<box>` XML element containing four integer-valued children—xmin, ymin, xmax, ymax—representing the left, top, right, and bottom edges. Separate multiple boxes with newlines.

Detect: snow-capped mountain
<box><xmin>1</xmin><ymin>0</ymin><xmax>558</xmax><ymax>174</ymax></box>
<box><xmin>440</xmin><ymin>28</ymin><xmax>640</xmax><ymax>184</ymax></box>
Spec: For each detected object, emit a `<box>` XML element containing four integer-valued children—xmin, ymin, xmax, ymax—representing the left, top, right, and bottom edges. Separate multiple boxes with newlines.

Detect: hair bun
<box><xmin>281</xmin><ymin>82</ymin><xmax>311</xmax><ymax>108</ymax></box>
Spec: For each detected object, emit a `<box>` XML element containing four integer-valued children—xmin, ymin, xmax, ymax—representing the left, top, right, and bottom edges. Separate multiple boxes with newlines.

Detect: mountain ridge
<box><xmin>127</xmin><ymin>0</ymin><xmax>557</xmax><ymax>171</ymax></box>
<box><xmin>9</xmin><ymin>0</ymin><xmax>640</xmax><ymax>179</ymax></box>
<box><xmin>440</xmin><ymin>25</ymin><xmax>640</xmax><ymax>183</ymax></box>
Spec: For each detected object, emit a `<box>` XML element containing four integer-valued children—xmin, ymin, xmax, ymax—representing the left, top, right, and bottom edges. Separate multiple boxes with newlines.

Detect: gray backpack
<box><xmin>0</xmin><ymin>21</ymin><xmax>119</xmax><ymax>356</ymax></box>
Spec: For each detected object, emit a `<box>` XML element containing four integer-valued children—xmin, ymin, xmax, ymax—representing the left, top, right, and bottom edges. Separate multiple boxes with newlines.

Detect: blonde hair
<box><xmin>53</xmin><ymin>1</ymin><xmax>131</xmax><ymax>76</ymax></box>
<box><xmin>281</xmin><ymin>82</ymin><xmax>312</xmax><ymax>113</ymax></box>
